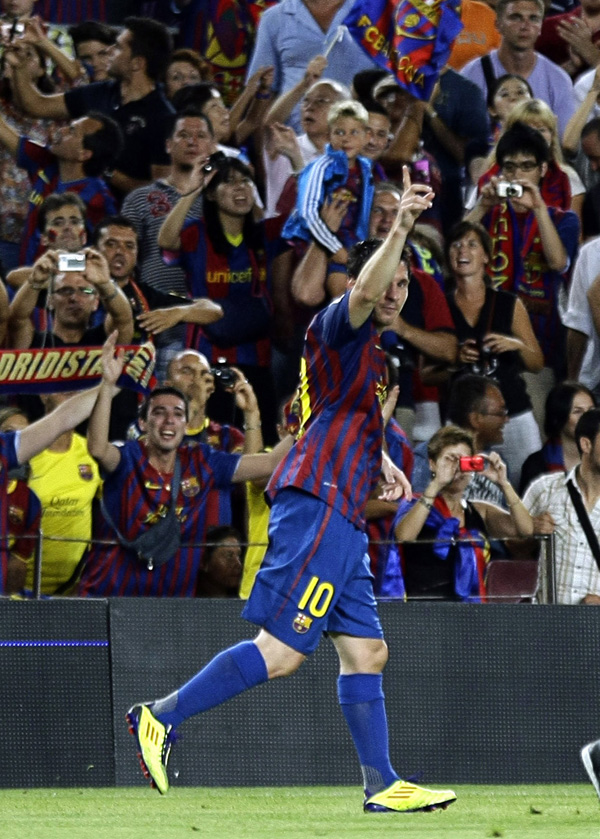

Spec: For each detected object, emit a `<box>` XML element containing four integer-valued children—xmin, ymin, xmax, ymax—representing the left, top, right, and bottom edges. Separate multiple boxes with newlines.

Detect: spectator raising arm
<box><xmin>157</xmin><ymin>176</ymin><xmax>206</xmax><ymax>251</ymax></box>
<box><xmin>87</xmin><ymin>334</ymin><xmax>124</xmax><ymax>473</ymax></box>
<box><xmin>85</xmin><ymin>249</ymin><xmax>134</xmax><ymax>344</ymax></box>
<box><xmin>5</xmin><ymin>42</ymin><xmax>69</xmax><ymax>120</ymax></box>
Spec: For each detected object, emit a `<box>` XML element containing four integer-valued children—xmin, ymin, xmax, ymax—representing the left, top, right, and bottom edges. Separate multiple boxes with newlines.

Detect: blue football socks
<box><xmin>151</xmin><ymin>640</ymin><xmax>268</xmax><ymax>729</ymax></box>
<box><xmin>338</xmin><ymin>673</ymin><xmax>399</xmax><ymax>794</ymax></box>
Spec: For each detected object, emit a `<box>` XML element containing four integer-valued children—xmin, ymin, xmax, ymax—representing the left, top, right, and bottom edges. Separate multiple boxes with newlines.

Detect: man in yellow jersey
<box><xmin>26</xmin><ymin>391</ymin><xmax>101</xmax><ymax>594</ymax></box>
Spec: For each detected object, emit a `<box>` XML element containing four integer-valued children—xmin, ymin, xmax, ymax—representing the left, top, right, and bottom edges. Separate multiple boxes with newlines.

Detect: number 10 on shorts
<box><xmin>298</xmin><ymin>575</ymin><xmax>335</xmax><ymax>617</ymax></box>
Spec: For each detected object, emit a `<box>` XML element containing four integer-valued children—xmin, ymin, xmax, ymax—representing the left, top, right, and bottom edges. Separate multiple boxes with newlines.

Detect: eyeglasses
<box><xmin>53</xmin><ymin>286</ymin><xmax>96</xmax><ymax>298</ymax></box>
<box><xmin>46</xmin><ymin>216</ymin><xmax>85</xmax><ymax>229</ymax></box>
<box><xmin>501</xmin><ymin>160</ymin><xmax>539</xmax><ymax>175</ymax></box>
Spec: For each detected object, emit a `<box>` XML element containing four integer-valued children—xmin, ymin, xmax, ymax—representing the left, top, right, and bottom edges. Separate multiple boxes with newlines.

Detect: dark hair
<box><xmin>347</xmin><ymin>239</ymin><xmax>412</xmax><ymax>280</ymax></box>
<box><xmin>203</xmin><ymin>157</ymin><xmax>262</xmax><ymax>255</ymax></box>
<box><xmin>582</xmin><ymin>117</ymin><xmax>600</xmax><ymax>142</ymax></box>
<box><xmin>487</xmin><ymin>73</ymin><xmax>533</xmax><ymax>110</ymax></box>
<box><xmin>352</xmin><ymin>68</ymin><xmax>389</xmax><ymax>101</ymax></box>
<box><xmin>92</xmin><ymin>214</ymin><xmax>138</xmax><ymax>246</ymax></box>
<box><xmin>69</xmin><ymin>20</ymin><xmax>117</xmax><ymax>48</ymax></box>
<box><xmin>544</xmin><ymin>381</ymin><xmax>596</xmax><ymax>438</ymax></box>
<box><xmin>38</xmin><ymin>192</ymin><xmax>86</xmax><ymax>232</ymax></box>
<box><xmin>204</xmin><ymin>525</ymin><xmax>242</xmax><ymax>562</ymax></box>
<box><xmin>445</xmin><ymin>220</ymin><xmax>493</xmax><ymax>264</ymax></box>
<box><xmin>496</xmin><ymin>121</ymin><xmax>550</xmax><ymax>167</ymax></box>
<box><xmin>123</xmin><ymin>16</ymin><xmax>173</xmax><ymax>83</ymax></box>
<box><xmin>447</xmin><ymin>375</ymin><xmax>500</xmax><ymax>428</ymax></box>
<box><xmin>427</xmin><ymin>424</ymin><xmax>475</xmax><ymax>461</ymax></box>
<box><xmin>138</xmin><ymin>385</ymin><xmax>189</xmax><ymax>422</ymax></box>
<box><xmin>575</xmin><ymin>408</ymin><xmax>600</xmax><ymax>454</ymax></box>
<box><xmin>360</xmin><ymin>98</ymin><xmax>390</xmax><ymax>118</ymax></box>
<box><xmin>81</xmin><ymin>111</ymin><xmax>124</xmax><ymax>176</ymax></box>
<box><xmin>167</xmin><ymin>108</ymin><xmax>214</xmax><ymax>138</ymax></box>
<box><xmin>347</xmin><ymin>238</ymin><xmax>383</xmax><ymax>278</ymax></box>
<box><xmin>170</xmin><ymin>81</ymin><xmax>221</xmax><ymax>114</ymax></box>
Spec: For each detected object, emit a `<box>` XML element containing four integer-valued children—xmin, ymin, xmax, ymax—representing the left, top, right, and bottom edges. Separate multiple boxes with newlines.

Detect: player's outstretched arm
<box><xmin>231</xmin><ymin>434</ymin><xmax>293</xmax><ymax>483</ymax></box>
<box><xmin>348</xmin><ymin>166</ymin><xmax>433</xmax><ymax>330</ymax></box>
<box><xmin>87</xmin><ymin>331</ymin><xmax>124</xmax><ymax>474</ymax></box>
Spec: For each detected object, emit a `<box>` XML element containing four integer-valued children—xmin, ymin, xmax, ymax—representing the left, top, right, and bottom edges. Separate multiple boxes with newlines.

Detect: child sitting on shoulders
<box><xmin>282</xmin><ymin>100</ymin><xmax>374</xmax><ymax>292</ymax></box>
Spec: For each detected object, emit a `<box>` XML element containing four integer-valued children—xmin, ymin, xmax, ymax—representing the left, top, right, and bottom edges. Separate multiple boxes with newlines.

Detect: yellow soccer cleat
<box><xmin>126</xmin><ymin>703</ymin><xmax>174</xmax><ymax>795</ymax></box>
<box><xmin>364</xmin><ymin>779</ymin><xmax>457</xmax><ymax>813</ymax></box>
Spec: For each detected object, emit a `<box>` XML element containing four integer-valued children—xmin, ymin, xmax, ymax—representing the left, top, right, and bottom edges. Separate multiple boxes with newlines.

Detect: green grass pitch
<box><xmin>1</xmin><ymin>785</ymin><xmax>598</xmax><ymax>839</ymax></box>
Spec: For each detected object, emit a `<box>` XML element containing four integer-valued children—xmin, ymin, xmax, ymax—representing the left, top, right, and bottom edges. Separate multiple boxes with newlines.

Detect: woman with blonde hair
<box><xmin>478</xmin><ymin>100</ymin><xmax>585</xmax><ymax>221</ymax></box>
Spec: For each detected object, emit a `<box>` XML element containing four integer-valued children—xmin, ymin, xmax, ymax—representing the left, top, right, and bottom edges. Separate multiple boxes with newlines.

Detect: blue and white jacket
<box><xmin>282</xmin><ymin>144</ymin><xmax>374</xmax><ymax>254</ymax></box>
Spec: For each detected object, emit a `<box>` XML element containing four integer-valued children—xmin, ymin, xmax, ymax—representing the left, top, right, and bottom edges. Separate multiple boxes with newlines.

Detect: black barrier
<box><xmin>2</xmin><ymin>598</ymin><xmax>599</xmax><ymax>788</ymax></box>
<box><xmin>0</xmin><ymin>599</ymin><xmax>113</xmax><ymax>787</ymax></box>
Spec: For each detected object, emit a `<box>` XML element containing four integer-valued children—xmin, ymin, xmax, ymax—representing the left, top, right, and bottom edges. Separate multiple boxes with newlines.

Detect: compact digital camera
<box><xmin>497</xmin><ymin>181</ymin><xmax>524</xmax><ymax>199</ymax></box>
<box><xmin>58</xmin><ymin>253</ymin><xmax>86</xmax><ymax>272</ymax></box>
<box><xmin>459</xmin><ymin>455</ymin><xmax>485</xmax><ymax>472</ymax></box>
<box><xmin>210</xmin><ymin>357</ymin><xmax>237</xmax><ymax>389</ymax></box>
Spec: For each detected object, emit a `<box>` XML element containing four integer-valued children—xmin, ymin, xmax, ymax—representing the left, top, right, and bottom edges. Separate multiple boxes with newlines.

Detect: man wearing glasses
<box><xmin>465</xmin><ymin>121</ymin><xmax>579</xmax><ymax>431</ymax></box>
<box><xmin>8</xmin><ymin>244</ymin><xmax>133</xmax><ymax>351</ymax></box>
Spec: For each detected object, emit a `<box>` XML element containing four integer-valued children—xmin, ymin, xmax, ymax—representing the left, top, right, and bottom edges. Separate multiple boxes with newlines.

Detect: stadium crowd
<box><xmin>1</xmin><ymin>0</ymin><xmax>600</xmax><ymax>605</ymax></box>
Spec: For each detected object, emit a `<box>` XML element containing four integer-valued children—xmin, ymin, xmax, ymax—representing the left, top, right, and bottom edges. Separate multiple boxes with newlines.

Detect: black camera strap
<box><xmin>99</xmin><ymin>456</ymin><xmax>181</xmax><ymax>555</ymax></box>
<box><xmin>566</xmin><ymin>477</ymin><xmax>600</xmax><ymax>573</ymax></box>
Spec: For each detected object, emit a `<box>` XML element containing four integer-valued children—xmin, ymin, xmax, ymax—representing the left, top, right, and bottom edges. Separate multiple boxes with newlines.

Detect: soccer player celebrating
<box><xmin>126</xmin><ymin>168</ymin><xmax>457</xmax><ymax>814</ymax></box>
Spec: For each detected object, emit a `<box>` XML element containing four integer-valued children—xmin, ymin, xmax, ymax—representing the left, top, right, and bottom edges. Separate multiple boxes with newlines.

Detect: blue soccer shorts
<box><xmin>242</xmin><ymin>488</ymin><xmax>383</xmax><ymax>655</ymax></box>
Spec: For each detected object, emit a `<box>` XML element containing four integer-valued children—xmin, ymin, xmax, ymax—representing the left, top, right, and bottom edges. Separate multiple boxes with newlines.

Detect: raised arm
<box><xmin>8</xmin><ymin>250</ymin><xmax>58</xmax><ymax>348</ymax></box>
<box><xmin>348</xmin><ymin>167</ymin><xmax>433</xmax><ymax>329</ymax></box>
<box><xmin>5</xmin><ymin>42</ymin><xmax>69</xmax><ymax>119</ymax></box>
<box><xmin>291</xmin><ymin>193</ymin><xmax>350</xmax><ymax>307</ymax></box>
<box><xmin>84</xmin><ymin>249</ymin><xmax>134</xmax><ymax>344</ymax></box>
<box><xmin>0</xmin><ymin>108</ymin><xmax>20</xmax><ymax>157</ymax></box>
<box><xmin>21</xmin><ymin>16</ymin><xmax>81</xmax><ymax>83</ymax></box>
<box><xmin>157</xmin><ymin>185</ymin><xmax>203</xmax><ymax>251</ymax></box>
<box><xmin>263</xmin><ymin>56</ymin><xmax>327</xmax><ymax>127</ymax></box>
<box><xmin>563</xmin><ymin>67</ymin><xmax>600</xmax><ymax>155</ymax></box>
<box><xmin>17</xmin><ymin>384</ymin><xmax>101</xmax><ymax>463</ymax></box>
<box><xmin>16</xmin><ymin>334</ymin><xmax>124</xmax><ymax>462</ymax></box>
<box><xmin>86</xmin><ymin>332</ymin><xmax>124</xmax><ymax>473</ymax></box>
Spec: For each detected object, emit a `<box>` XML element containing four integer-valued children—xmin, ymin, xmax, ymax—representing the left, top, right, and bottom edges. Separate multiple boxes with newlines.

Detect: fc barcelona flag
<box><xmin>343</xmin><ymin>0</ymin><xmax>464</xmax><ymax>100</ymax></box>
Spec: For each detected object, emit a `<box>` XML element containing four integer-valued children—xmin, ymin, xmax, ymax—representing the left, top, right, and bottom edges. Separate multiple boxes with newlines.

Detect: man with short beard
<box><xmin>8</xmin><ymin>16</ymin><xmax>175</xmax><ymax>196</ymax></box>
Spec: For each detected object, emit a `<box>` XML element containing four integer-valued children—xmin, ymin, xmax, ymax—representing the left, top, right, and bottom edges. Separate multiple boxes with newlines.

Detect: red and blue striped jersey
<box><xmin>163</xmin><ymin>217</ymin><xmax>273</xmax><ymax>367</ymax></box>
<box><xmin>268</xmin><ymin>291</ymin><xmax>386</xmax><ymax>529</ymax></box>
<box><xmin>0</xmin><ymin>433</ymin><xmax>20</xmax><ymax>592</ymax></box>
<box><xmin>33</xmin><ymin>0</ymin><xmax>107</xmax><ymax>22</ymax></box>
<box><xmin>16</xmin><ymin>137</ymin><xmax>116</xmax><ymax>265</ymax></box>
<box><xmin>78</xmin><ymin>439</ymin><xmax>240</xmax><ymax>597</ymax></box>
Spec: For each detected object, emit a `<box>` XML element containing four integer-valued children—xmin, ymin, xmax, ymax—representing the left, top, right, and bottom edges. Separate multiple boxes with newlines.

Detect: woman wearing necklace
<box><xmin>390</xmin><ymin>425</ymin><xmax>533</xmax><ymax>602</ymax></box>
<box><xmin>425</xmin><ymin>219</ymin><xmax>543</xmax><ymax>488</ymax></box>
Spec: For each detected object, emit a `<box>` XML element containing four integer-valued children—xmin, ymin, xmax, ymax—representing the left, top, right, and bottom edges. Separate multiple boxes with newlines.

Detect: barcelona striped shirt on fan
<box><xmin>0</xmin><ymin>432</ymin><xmax>21</xmax><ymax>593</ymax></box>
<box><xmin>78</xmin><ymin>439</ymin><xmax>241</xmax><ymax>597</ymax></box>
<box><xmin>16</xmin><ymin>137</ymin><xmax>116</xmax><ymax>266</ymax></box>
<box><xmin>162</xmin><ymin>217</ymin><xmax>276</xmax><ymax>367</ymax></box>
